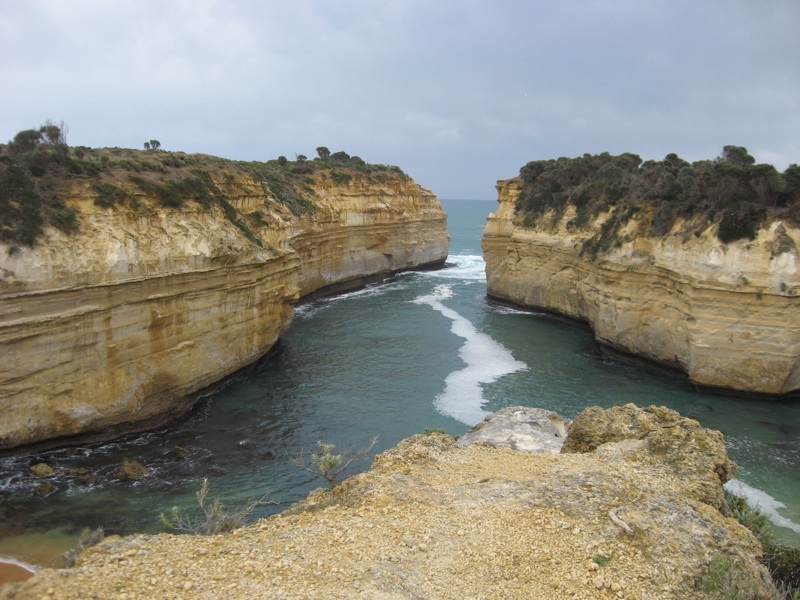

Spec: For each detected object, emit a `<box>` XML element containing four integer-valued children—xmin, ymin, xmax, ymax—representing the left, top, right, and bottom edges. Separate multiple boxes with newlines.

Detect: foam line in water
<box><xmin>724</xmin><ymin>479</ymin><xmax>800</xmax><ymax>534</ymax></box>
<box><xmin>413</xmin><ymin>284</ymin><xmax>527</xmax><ymax>426</ymax></box>
<box><xmin>0</xmin><ymin>556</ymin><xmax>37</xmax><ymax>574</ymax></box>
<box><xmin>294</xmin><ymin>280</ymin><xmax>407</xmax><ymax>317</ymax></box>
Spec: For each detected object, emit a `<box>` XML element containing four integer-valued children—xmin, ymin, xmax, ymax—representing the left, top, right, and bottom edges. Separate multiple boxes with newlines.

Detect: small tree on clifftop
<box><xmin>291</xmin><ymin>437</ymin><xmax>378</xmax><ymax>489</ymax></box>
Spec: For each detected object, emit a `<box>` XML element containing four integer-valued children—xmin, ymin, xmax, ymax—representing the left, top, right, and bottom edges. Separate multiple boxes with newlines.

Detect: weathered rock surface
<box><xmin>2</xmin><ymin>405</ymin><xmax>776</xmax><ymax>599</ymax></box>
<box><xmin>482</xmin><ymin>178</ymin><xmax>800</xmax><ymax>395</ymax></box>
<box><xmin>0</xmin><ymin>172</ymin><xmax>448</xmax><ymax>449</ymax></box>
<box><xmin>456</xmin><ymin>405</ymin><xmax>570</xmax><ymax>452</ymax></box>
<box><xmin>562</xmin><ymin>403</ymin><xmax>736</xmax><ymax>510</ymax></box>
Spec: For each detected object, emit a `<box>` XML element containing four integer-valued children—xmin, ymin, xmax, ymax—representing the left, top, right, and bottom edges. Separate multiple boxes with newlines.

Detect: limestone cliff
<box><xmin>483</xmin><ymin>178</ymin><xmax>800</xmax><ymax>396</ymax></box>
<box><xmin>0</xmin><ymin>163</ymin><xmax>448</xmax><ymax>450</ymax></box>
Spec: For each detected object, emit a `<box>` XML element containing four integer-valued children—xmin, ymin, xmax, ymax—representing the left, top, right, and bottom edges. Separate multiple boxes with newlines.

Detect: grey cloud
<box><xmin>1</xmin><ymin>0</ymin><xmax>797</xmax><ymax>199</ymax></box>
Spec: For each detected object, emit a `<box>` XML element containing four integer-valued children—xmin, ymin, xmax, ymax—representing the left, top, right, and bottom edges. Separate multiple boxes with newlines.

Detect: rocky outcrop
<box><xmin>483</xmin><ymin>178</ymin><xmax>800</xmax><ymax>395</ymax></box>
<box><xmin>562</xmin><ymin>403</ymin><xmax>736</xmax><ymax>510</ymax></box>
<box><xmin>2</xmin><ymin>405</ymin><xmax>776</xmax><ymax>599</ymax></box>
<box><xmin>455</xmin><ymin>405</ymin><xmax>570</xmax><ymax>452</ymax></box>
<box><xmin>0</xmin><ymin>171</ymin><xmax>448</xmax><ymax>449</ymax></box>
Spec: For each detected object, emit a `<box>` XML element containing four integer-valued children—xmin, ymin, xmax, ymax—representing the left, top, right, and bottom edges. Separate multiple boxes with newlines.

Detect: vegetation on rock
<box><xmin>160</xmin><ymin>478</ymin><xmax>268</xmax><ymax>536</ymax></box>
<box><xmin>62</xmin><ymin>526</ymin><xmax>105</xmax><ymax>568</ymax></box>
<box><xmin>514</xmin><ymin>147</ymin><xmax>799</xmax><ymax>256</ymax></box>
<box><xmin>726</xmin><ymin>491</ymin><xmax>800</xmax><ymax>598</ymax></box>
<box><xmin>291</xmin><ymin>436</ymin><xmax>378</xmax><ymax>489</ymax></box>
<box><xmin>0</xmin><ymin>121</ymin><xmax>79</xmax><ymax>248</ymax></box>
<box><xmin>0</xmin><ymin>123</ymin><xmax>409</xmax><ymax>248</ymax></box>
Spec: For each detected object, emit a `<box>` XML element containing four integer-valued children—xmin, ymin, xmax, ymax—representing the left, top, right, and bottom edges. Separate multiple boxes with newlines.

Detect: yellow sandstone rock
<box><xmin>482</xmin><ymin>178</ymin><xmax>800</xmax><ymax>395</ymax></box>
<box><xmin>0</xmin><ymin>170</ymin><xmax>448</xmax><ymax>449</ymax></box>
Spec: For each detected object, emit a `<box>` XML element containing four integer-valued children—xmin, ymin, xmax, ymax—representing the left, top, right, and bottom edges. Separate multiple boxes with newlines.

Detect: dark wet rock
<box><xmin>35</xmin><ymin>482</ymin><xmax>55</xmax><ymax>496</ymax></box>
<box><xmin>261</xmin><ymin>451</ymin><xmax>276</xmax><ymax>460</ymax></box>
<box><xmin>164</xmin><ymin>446</ymin><xmax>190</xmax><ymax>461</ymax></box>
<box><xmin>456</xmin><ymin>406</ymin><xmax>571</xmax><ymax>453</ymax></box>
<box><xmin>64</xmin><ymin>467</ymin><xmax>89</xmax><ymax>476</ymax></box>
<box><xmin>115</xmin><ymin>458</ymin><xmax>149</xmax><ymax>481</ymax></box>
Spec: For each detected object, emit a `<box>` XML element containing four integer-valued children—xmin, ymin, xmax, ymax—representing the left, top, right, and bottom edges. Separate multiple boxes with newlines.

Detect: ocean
<box><xmin>1</xmin><ymin>198</ymin><xmax>798</xmax><ymax>572</ymax></box>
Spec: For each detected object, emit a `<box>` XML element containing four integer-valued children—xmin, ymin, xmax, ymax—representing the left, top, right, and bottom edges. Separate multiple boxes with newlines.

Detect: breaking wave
<box><xmin>420</xmin><ymin>254</ymin><xmax>486</xmax><ymax>282</ymax></box>
<box><xmin>724</xmin><ymin>479</ymin><xmax>800</xmax><ymax>535</ymax></box>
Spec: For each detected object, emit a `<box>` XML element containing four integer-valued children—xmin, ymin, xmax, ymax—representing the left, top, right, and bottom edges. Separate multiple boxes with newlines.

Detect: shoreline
<box><xmin>0</xmin><ymin>559</ymin><xmax>35</xmax><ymax>586</ymax></box>
<box><xmin>485</xmin><ymin>293</ymin><xmax>800</xmax><ymax>401</ymax></box>
<box><xmin>0</xmin><ymin>260</ymin><xmax>451</xmax><ymax>460</ymax></box>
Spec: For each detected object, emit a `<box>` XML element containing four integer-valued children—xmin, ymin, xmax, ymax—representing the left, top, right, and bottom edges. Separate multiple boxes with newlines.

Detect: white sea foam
<box><xmin>294</xmin><ymin>280</ymin><xmax>407</xmax><ymax>317</ymax></box>
<box><xmin>420</xmin><ymin>254</ymin><xmax>486</xmax><ymax>282</ymax></box>
<box><xmin>724</xmin><ymin>479</ymin><xmax>800</xmax><ymax>534</ymax></box>
<box><xmin>0</xmin><ymin>556</ymin><xmax>37</xmax><ymax>575</ymax></box>
<box><xmin>413</xmin><ymin>284</ymin><xmax>527</xmax><ymax>426</ymax></box>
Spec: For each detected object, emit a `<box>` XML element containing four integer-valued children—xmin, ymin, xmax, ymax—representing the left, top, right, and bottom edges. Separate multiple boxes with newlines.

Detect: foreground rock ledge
<box><xmin>2</xmin><ymin>405</ymin><xmax>775</xmax><ymax>600</ymax></box>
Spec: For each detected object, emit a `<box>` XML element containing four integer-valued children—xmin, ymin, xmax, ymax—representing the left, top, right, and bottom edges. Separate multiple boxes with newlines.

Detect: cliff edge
<box><xmin>0</xmin><ymin>148</ymin><xmax>448</xmax><ymax>449</ymax></box>
<box><xmin>482</xmin><ymin>153</ymin><xmax>799</xmax><ymax>396</ymax></box>
<box><xmin>0</xmin><ymin>405</ymin><xmax>777</xmax><ymax>599</ymax></box>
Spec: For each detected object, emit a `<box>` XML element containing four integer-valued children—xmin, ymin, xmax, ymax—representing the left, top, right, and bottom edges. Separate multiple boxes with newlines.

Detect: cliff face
<box><xmin>0</xmin><ymin>171</ymin><xmax>448</xmax><ymax>449</ymax></box>
<box><xmin>483</xmin><ymin>178</ymin><xmax>800</xmax><ymax>395</ymax></box>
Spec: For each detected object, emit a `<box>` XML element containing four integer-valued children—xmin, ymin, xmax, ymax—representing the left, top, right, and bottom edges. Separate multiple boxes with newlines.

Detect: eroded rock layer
<box><xmin>483</xmin><ymin>179</ymin><xmax>800</xmax><ymax>395</ymax></box>
<box><xmin>0</xmin><ymin>172</ymin><xmax>448</xmax><ymax>449</ymax></box>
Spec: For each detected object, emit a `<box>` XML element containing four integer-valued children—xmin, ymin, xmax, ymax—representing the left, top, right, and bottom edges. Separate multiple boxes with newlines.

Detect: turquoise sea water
<box><xmin>1</xmin><ymin>198</ymin><xmax>799</xmax><ymax>570</ymax></box>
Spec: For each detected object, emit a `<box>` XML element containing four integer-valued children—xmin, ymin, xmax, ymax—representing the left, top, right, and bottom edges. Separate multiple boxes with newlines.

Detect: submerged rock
<box><xmin>34</xmin><ymin>482</ymin><xmax>54</xmax><ymax>497</ymax></box>
<box><xmin>115</xmin><ymin>458</ymin><xmax>149</xmax><ymax>481</ymax></box>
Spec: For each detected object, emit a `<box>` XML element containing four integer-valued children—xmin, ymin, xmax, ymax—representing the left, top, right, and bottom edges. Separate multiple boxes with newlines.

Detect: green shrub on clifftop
<box><xmin>514</xmin><ymin>147</ymin><xmax>799</xmax><ymax>252</ymax></box>
<box><xmin>0</xmin><ymin>122</ymin><xmax>79</xmax><ymax>247</ymax></box>
<box><xmin>160</xmin><ymin>478</ymin><xmax>268</xmax><ymax>535</ymax></box>
<box><xmin>1</xmin><ymin>125</ymin><xmax>412</xmax><ymax>247</ymax></box>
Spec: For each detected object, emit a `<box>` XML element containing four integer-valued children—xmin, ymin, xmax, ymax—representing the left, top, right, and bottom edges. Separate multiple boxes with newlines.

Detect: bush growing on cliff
<box><xmin>698</xmin><ymin>553</ymin><xmax>766</xmax><ymax>598</ymax></box>
<box><xmin>291</xmin><ymin>437</ymin><xmax>378</xmax><ymax>489</ymax></box>
<box><xmin>160</xmin><ymin>478</ymin><xmax>269</xmax><ymax>535</ymax></box>
<box><xmin>63</xmin><ymin>527</ymin><xmax>105</xmax><ymax>567</ymax></box>
<box><xmin>0</xmin><ymin>122</ymin><xmax>79</xmax><ymax>247</ymax></box>
<box><xmin>514</xmin><ymin>147</ymin><xmax>799</xmax><ymax>253</ymax></box>
<box><xmin>725</xmin><ymin>491</ymin><xmax>800</xmax><ymax>597</ymax></box>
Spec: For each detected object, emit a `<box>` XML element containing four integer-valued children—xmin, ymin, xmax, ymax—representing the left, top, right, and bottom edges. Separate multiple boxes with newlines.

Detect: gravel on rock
<box><xmin>0</xmin><ymin>419</ymin><xmax>772</xmax><ymax>599</ymax></box>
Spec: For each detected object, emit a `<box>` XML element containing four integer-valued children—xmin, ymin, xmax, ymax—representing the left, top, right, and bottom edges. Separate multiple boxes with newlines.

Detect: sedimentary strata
<box><xmin>1</xmin><ymin>404</ymin><xmax>776</xmax><ymax>599</ymax></box>
<box><xmin>482</xmin><ymin>178</ymin><xmax>800</xmax><ymax>395</ymax></box>
<box><xmin>0</xmin><ymin>171</ymin><xmax>448</xmax><ymax>449</ymax></box>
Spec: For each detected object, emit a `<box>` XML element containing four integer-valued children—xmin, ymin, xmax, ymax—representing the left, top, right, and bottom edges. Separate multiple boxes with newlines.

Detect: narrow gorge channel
<box><xmin>1</xmin><ymin>200</ymin><xmax>798</xmax><ymax>579</ymax></box>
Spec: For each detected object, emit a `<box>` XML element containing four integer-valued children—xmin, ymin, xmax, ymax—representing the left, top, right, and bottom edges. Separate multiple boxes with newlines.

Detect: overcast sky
<box><xmin>2</xmin><ymin>1</ymin><xmax>798</xmax><ymax>199</ymax></box>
